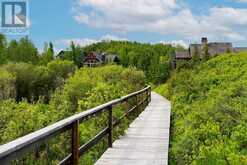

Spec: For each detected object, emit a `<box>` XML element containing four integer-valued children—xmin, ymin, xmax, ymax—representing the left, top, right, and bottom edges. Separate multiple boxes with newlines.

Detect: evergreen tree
<box><xmin>7</xmin><ymin>40</ymin><xmax>18</xmax><ymax>62</ymax></box>
<box><xmin>40</xmin><ymin>42</ymin><xmax>54</xmax><ymax>65</ymax></box>
<box><xmin>7</xmin><ymin>37</ymin><xmax>39</xmax><ymax>64</ymax></box>
<box><xmin>0</xmin><ymin>34</ymin><xmax>7</xmax><ymax>64</ymax></box>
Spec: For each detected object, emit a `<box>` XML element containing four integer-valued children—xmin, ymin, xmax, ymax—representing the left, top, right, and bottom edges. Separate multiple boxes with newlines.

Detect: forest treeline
<box><xmin>0</xmin><ymin>34</ymin><xmax>175</xmax><ymax>85</ymax></box>
<box><xmin>0</xmin><ymin>33</ymin><xmax>176</xmax><ymax>104</ymax></box>
<box><xmin>155</xmin><ymin>52</ymin><xmax>247</xmax><ymax>164</ymax></box>
<box><xmin>83</xmin><ymin>41</ymin><xmax>175</xmax><ymax>83</ymax></box>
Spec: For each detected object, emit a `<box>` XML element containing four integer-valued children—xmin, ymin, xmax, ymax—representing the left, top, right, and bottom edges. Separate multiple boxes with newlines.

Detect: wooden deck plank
<box><xmin>95</xmin><ymin>92</ymin><xmax>171</xmax><ymax>165</ymax></box>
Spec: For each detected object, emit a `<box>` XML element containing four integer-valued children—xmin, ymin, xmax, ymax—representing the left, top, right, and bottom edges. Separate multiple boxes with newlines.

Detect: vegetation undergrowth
<box><xmin>156</xmin><ymin>52</ymin><xmax>247</xmax><ymax>164</ymax></box>
<box><xmin>0</xmin><ymin>65</ymin><xmax>146</xmax><ymax>164</ymax></box>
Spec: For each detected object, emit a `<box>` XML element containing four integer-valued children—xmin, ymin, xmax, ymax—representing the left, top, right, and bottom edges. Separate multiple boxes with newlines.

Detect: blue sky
<box><xmin>3</xmin><ymin>0</ymin><xmax>247</xmax><ymax>51</ymax></box>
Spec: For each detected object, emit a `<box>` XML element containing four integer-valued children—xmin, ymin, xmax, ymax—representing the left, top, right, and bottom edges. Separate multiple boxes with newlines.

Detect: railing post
<box><xmin>142</xmin><ymin>91</ymin><xmax>145</xmax><ymax>109</ymax></box>
<box><xmin>136</xmin><ymin>94</ymin><xmax>138</xmax><ymax>114</ymax></box>
<box><xmin>137</xmin><ymin>93</ymin><xmax>140</xmax><ymax>114</ymax></box>
<box><xmin>71</xmin><ymin>120</ymin><xmax>79</xmax><ymax>165</ymax></box>
<box><xmin>145</xmin><ymin>89</ymin><xmax>148</xmax><ymax>106</ymax></box>
<box><xmin>108</xmin><ymin>106</ymin><xmax>113</xmax><ymax>148</ymax></box>
<box><xmin>125</xmin><ymin>98</ymin><xmax>129</xmax><ymax>111</ymax></box>
<box><xmin>148</xmin><ymin>87</ymin><xmax>151</xmax><ymax>103</ymax></box>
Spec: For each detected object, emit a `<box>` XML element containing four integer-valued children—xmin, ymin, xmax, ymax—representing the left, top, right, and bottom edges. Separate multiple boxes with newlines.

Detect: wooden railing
<box><xmin>0</xmin><ymin>86</ymin><xmax>151</xmax><ymax>165</ymax></box>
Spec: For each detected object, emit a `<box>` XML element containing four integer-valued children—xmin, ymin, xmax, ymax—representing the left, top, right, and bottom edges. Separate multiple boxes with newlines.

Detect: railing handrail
<box><xmin>0</xmin><ymin>86</ymin><xmax>151</xmax><ymax>164</ymax></box>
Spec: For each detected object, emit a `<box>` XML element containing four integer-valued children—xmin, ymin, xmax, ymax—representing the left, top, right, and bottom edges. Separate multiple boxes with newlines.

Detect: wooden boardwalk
<box><xmin>96</xmin><ymin>92</ymin><xmax>171</xmax><ymax>165</ymax></box>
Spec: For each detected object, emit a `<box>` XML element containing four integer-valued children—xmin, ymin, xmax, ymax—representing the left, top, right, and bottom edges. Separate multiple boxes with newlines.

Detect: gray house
<box><xmin>173</xmin><ymin>37</ymin><xmax>247</xmax><ymax>68</ymax></box>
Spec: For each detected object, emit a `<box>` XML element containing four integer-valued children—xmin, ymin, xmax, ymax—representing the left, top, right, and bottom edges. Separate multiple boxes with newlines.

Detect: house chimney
<box><xmin>201</xmin><ymin>37</ymin><xmax>208</xmax><ymax>45</ymax></box>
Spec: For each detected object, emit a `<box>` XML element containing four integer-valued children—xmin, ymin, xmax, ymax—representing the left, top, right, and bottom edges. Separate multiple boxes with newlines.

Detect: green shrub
<box><xmin>0</xmin><ymin>65</ymin><xmax>146</xmax><ymax>164</ymax></box>
<box><xmin>4</xmin><ymin>63</ymin><xmax>51</xmax><ymax>102</ymax></box>
<box><xmin>2</xmin><ymin>62</ymin><xmax>76</xmax><ymax>102</ymax></box>
<box><xmin>47</xmin><ymin>60</ymin><xmax>76</xmax><ymax>80</ymax></box>
<box><xmin>154</xmin><ymin>83</ymin><xmax>170</xmax><ymax>98</ymax></box>
<box><xmin>56</xmin><ymin>65</ymin><xmax>145</xmax><ymax>112</ymax></box>
<box><xmin>167</xmin><ymin>52</ymin><xmax>247</xmax><ymax>164</ymax></box>
<box><xmin>0</xmin><ymin>69</ymin><xmax>16</xmax><ymax>100</ymax></box>
<box><xmin>0</xmin><ymin>100</ymin><xmax>54</xmax><ymax>144</ymax></box>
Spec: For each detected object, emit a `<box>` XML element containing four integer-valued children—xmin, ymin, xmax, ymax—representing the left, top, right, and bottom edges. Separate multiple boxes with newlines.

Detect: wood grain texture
<box><xmin>96</xmin><ymin>92</ymin><xmax>171</xmax><ymax>165</ymax></box>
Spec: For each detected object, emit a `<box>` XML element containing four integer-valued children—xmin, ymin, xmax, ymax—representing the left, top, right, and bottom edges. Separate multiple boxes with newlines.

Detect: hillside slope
<box><xmin>157</xmin><ymin>52</ymin><xmax>247</xmax><ymax>164</ymax></box>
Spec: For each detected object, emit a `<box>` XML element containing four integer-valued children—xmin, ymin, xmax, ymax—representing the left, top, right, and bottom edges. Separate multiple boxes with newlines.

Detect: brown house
<box><xmin>83</xmin><ymin>52</ymin><xmax>120</xmax><ymax>67</ymax></box>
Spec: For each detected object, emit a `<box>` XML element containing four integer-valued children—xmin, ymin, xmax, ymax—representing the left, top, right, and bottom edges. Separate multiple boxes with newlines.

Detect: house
<box><xmin>83</xmin><ymin>52</ymin><xmax>120</xmax><ymax>67</ymax></box>
<box><xmin>173</xmin><ymin>37</ymin><xmax>247</xmax><ymax>68</ymax></box>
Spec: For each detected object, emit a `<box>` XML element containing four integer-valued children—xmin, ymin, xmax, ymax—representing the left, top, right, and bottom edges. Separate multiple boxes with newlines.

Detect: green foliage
<box><xmin>57</xmin><ymin>65</ymin><xmax>145</xmax><ymax>112</ymax></box>
<box><xmin>3</xmin><ymin>63</ymin><xmax>53</xmax><ymax>102</ymax></box>
<box><xmin>0</xmin><ymin>34</ymin><xmax>7</xmax><ymax>64</ymax></box>
<box><xmin>84</xmin><ymin>41</ymin><xmax>174</xmax><ymax>84</ymax></box>
<box><xmin>163</xmin><ymin>52</ymin><xmax>247</xmax><ymax>164</ymax></box>
<box><xmin>0</xmin><ymin>101</ymin><xmax>54</xmax><ymax>143</ymax></box>
<box><xmin>47</xmin><ymin>60</ymin><xmax>77</xmax><ymax>83</ymax></box>
<box><xmin>40</xmin><ymin>42</ymin><xmax>55</xmax><ymax>65</ymax></box>
<box><xmin>0</xmin><ymin>69</ymin><xmax>16</xmax><ymax>100</ymax></box>
<box><xmin>202</xmin><ymin>44</ymin><xmax>210</xmax><ymax>61</ymax></box>
<box><xmin>58</xmin><ymin>42</ymin><xmax>84</xmax><ymax>67</ymax></box>
<box><xmin>7</xmin><ymin>37</ymin><xmax>39</xmax><ymax>64</ymax></box>
<box><xmin>2</xmin><ymin>61</ymin><xmax>76</xmax><ymax>102</ymax></box>
<box><xmin>154</xmin><ymin>83</ymin><xmax>170</xmax><ymax>98</ymax></box>
<box><xmin>0</xmin><ymin>65</ymin><xmax>146</xmax><ymax>164</ymax></box>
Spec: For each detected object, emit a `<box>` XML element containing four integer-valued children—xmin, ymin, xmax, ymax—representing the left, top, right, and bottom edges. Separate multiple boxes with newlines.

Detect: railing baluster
<box><xmin>108</xmin><ymin>106</ymin><xmax>113</xmax><ymax>148</ymax></box>
<box><xmin>135</xmin><ymin>94</ymin><xmax>138</xmax><ymax>115</ymax></box>
<box><xmin>71</xmin><ymin>121</ymin><xmax>79</xmax><ymax>165</ymax></box>
<box><xmin>148</xmin><ymin>87</ymin><xmax>151</xmax><ymax>103</ymax></box>
<box><xmin>146</xmin><ymin>88</ymin><xmax>149</xmax><ymax>106</ymax></box>
<box><xmin>136</xmin><ymin>94</ymin><xmax>140</xmax><ymax>114</ymax></box>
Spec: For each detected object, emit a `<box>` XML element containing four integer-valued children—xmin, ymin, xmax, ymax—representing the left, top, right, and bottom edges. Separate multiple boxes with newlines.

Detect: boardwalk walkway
<box><xmin>96</xmin><ymin>92</ymin><xmax>171</xmax><ymax>165</ymax></box>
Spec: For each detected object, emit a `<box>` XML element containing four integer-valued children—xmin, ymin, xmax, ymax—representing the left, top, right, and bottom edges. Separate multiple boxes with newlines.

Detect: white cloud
<box><xmin>54</xmin><ymin>34</ymin><xmax>128</xmax><ymax>52</ymax></box>
<box><xmin>160</xmin><ymin>40</ymin><xmax>189</xmax><ymax>48</ymax></box>
<box><xmin>236</xmin><ymin>0</ymin><xmax>247</xmax><ymax>3</ymax></box>
<box><xmin>73</xmin><ymin>0</ymin><xmax>247</xmax><ymax>42</ymax></box>
<box><xmin>56</xmin><ymin>38</ymin><xmax>98</xmax><ymax>48</ymax></box>
<box><xmin>54</xmin><ymin>34</ymin><xmax>190</xmax><ymax>53</ymax></box>
<box><xmin>74</xmin><ymin>0</ymin><xmax>178</xmax><ymax>32</ymax></box>
<box><xmin>100</xmin><ymin>34</ymin><xmax>128</xmax><ymax>41</ymax></box>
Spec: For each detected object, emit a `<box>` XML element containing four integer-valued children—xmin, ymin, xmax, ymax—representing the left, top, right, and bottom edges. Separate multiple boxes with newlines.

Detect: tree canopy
<box><xmin>84</xmin><ymin>41</ymin><xmax>175</xmax><ymax>84</ymax></box>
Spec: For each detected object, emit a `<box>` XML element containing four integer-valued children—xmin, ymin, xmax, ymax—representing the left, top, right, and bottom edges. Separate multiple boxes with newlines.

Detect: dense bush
<box><xmin>157</xmin><ymin>52</ymin><xmax>247</xmax><ymax>164</ymax></box>
<box><xmin>2</xmin><ymin>61</ymin><xmax>76</xmax><ymax>102</ymax></box>
<box><xmin>0</xmin><ymin>101</ymin><xmax>54</xmax><ymax>144</ymax></box>
<box><xmin>0</xmin><ymin>69</ymin><xmax>16</xmax><ymax>100</ymax></box>
<box><xmin>47</xmin><ymin>60</ymin><xmax>76</xmax><ymax>80</ymax></box>
<box><xmin>0</xmin><ymin>34</ymin><xmax>7</xmax><ymax>65</ymax></box>
<box><xmin>7</xmin><ymin>37</ymin><xmax>39</xmax><ymax>64</ymax></box>
<box><xmin>0</xmin><ymin>65</ymin><xmax>146</xmax><ymax>164</ymax></box>
<box><xmin>53</xmin><ymin>65</ymin><xmax>145</xmax><ymax>113</ymax></box>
